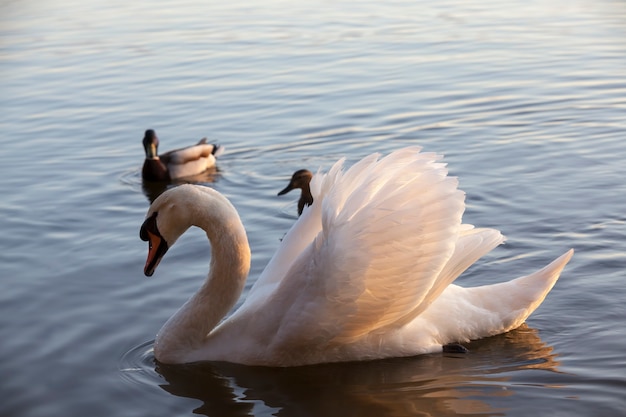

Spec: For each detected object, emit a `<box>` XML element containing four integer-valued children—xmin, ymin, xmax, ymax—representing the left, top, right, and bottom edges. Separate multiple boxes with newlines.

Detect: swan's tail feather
<box><xmin>424</xmin><ymin>249</ymin><xmax>574</xmax><ymax>344</ymax></box>
<box><xmin>393</xmin><ymin>226</ymin><xmax>505</xmax><ymax>328</ymax></box>
<box><xmin>496</xmin><ymin>248</ymin><xmax>574</xmax><ymax>329</ymax></box>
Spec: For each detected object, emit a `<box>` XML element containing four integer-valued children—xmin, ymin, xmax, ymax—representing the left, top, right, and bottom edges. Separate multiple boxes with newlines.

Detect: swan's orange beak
<box><xmin>143</xmin><ymin>231</ymin><xmax>169</xmax><ymax>276</ymax></box>
<box><xmin>140</xmin><ymin>213</ymin><xmax>169</xmax><ymax>277</ymax></box>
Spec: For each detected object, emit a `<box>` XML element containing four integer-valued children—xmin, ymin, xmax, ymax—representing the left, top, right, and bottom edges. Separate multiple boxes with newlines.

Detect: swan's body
<box><xmin>141</xmin><ymin>129</ymin><xmax>223</xmax><ymax>182</ymax></box>
<box><xmin>277</xmin><ymin>169</ymin><xmax>314</xmax><ymax>216</ymax></box>
<box><xmin>140</xmin><ymin>147</ymin><xmax>573</xmax><ymax>366</ymax></box>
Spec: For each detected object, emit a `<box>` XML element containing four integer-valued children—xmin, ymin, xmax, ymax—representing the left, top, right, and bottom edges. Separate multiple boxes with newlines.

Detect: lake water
<box><xmin>1</xmin><ymin>0</ymin><xmax>625</xmax><ymax>415</ymax></box>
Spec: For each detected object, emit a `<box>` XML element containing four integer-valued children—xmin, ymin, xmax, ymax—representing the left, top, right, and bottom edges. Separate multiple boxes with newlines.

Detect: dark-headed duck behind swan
<box><xmin>278</xmin><ymin>169</ymin><xmax>314</xmax><ymax>216</ymax></box>
<box><xmin>142</xmin><ymin>129</ymin><xmax>223</xmax><ymax>182</ymax></box>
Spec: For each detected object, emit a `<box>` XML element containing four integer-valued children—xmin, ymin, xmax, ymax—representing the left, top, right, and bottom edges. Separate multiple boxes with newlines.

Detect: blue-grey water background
<box><xmin>1</xmin><ymin>0</ymin><xmax>625</xmax><ymax>416</ymax></box>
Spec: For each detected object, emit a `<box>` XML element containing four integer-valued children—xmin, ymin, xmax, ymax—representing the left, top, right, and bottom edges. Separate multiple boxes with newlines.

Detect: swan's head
<box><xmin>277</xmin><ymin>169</ymin><xmax>313</xmax><ymax>196</ymax></box>
<box><xmin>139</xmin><ymin>185</ymin><xmax>199</xmax><ymax>277</ymax></box>
<box><xmin>140</xmin><ymin>184</ymin><xmax>243</xmax><ymax>277</ymax></box>
<box><xmin>142</xmin><ymin>129</ymin><xmax>160</xmax><ymax>159</ymax></box>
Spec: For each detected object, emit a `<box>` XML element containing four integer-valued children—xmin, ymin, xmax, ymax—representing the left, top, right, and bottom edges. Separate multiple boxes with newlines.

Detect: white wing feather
<box><xmin>261</xmin><ymin>147</ymin><xmax>471</xmax><ymax>348</ymax></box>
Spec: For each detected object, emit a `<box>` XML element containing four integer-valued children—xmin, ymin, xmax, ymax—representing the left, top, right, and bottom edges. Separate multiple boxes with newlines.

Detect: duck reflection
<box><xmin>155</xmin><ymin>325</ymin><xmax>559</xmax><ymax>417</ymax></box>
<box><xmin>141</xmin><ymin>166</ymin><xmax>221</xmax><ymax>203</ymax></box>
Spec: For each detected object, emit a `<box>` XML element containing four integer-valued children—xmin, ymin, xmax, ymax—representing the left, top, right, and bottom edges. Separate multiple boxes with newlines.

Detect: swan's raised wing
<box><xmin>269</xmin><ymin>147</ymin><xmax>470</xmax><ymax>347</ymax></box>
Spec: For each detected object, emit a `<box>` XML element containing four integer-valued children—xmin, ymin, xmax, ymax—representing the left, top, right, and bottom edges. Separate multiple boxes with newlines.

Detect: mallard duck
<box><xmin>141</xmin><ymin>129</ymin><xmax>223</xmax><ymax>182</ymax></box>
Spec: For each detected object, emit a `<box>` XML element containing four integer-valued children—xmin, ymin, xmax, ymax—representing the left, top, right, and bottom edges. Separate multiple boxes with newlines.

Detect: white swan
<box><xmin>140</xmin><ymin>147</ymin><xmax>573</xmax><ymax>366</ymax></box>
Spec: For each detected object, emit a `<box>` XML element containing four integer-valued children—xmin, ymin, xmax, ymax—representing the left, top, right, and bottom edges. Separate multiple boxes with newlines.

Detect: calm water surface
<box><xmin>1</xmin><ymin>0</ymin><xmax>625</xmax><ymax>416</ymax></box>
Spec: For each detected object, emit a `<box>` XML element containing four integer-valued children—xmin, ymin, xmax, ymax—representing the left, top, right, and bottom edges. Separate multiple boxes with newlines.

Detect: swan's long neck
<box><xmin>154</xmin><ymin>191</ymin><xmax>251</xmax><ymax>363</ymax></box>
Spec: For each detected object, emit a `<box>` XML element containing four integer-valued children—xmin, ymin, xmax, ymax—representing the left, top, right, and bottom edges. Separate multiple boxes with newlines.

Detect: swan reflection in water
<box><xmin>141</xmin><ymin>166</ymin><xmax>221</xmax><ymax>204</ymax></box>
<box><xmin>154</xmin><ymin>325</ymin><xmax>560</xmax><ymax>417</ymax></box>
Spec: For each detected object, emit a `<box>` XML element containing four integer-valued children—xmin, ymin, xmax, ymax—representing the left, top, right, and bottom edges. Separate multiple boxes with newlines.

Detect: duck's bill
<box><xmin>277</xmin><ymin>184</ymin><xmax>294</xmax><ymax>196</ymax></box>
<box><xmin>145</xmin><ymin>143</ymin><xmax>158</xmax><ymax>159</ymax></box>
